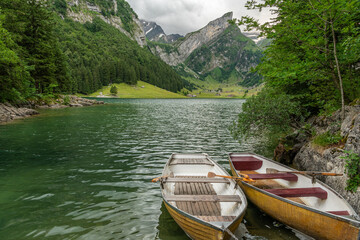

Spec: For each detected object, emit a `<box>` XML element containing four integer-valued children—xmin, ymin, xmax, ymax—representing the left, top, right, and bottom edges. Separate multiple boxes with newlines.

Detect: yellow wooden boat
<box><xmin>228</xmin><ymin>152</ymin><xmax>360</xmax><ymax>240</ymax></box>
<box><xmin>156</xmin><ymin>153</ymin><xmax>247</xmax><ymax>240</ymax></box>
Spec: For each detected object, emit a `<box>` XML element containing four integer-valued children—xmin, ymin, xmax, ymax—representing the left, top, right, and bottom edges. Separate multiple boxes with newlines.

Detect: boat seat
<box><xmin>264</xmin><ymin>187</ymin><xmax>328</xmax><ymax>200</ymax></box>
<box><xmin>247</xmin><ymin>173</ymin><xmax>298</xmax><ymax>182</ymax></box>
<box><xmin>166</xmin><ymin>195</ymin><xmax>242</xmax><ymax>202</ymax></box>
<box><xmin>195</xmin><ymin>215</ymin><xmax>237</xmax><ymax>222</ymax></box>
<box><xmin>164</xmin><ymin>177</ymin><xmax>229</xmax><ymax>183</ymax></box>
<box><xmin>327</xmin><ymin>210</ymin><xmax>350</xmax><ymax>216</ymax></box>
<box><xmin>231</xmin><ymin>156</ymin><xmax>263</xmax><ymax>170</ymax></box>
<box><xmin>170</xmin><ymin>158</ymin><xmax>214</xmax><ymax>166</ymax></box>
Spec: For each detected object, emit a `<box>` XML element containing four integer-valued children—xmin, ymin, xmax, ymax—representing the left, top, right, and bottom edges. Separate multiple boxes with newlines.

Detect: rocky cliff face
<box><xmin>66</xmin><ymin>0</ymin><xmax>146</xmax><ymax>46</ymax></box>
<box><xmin>146</xmin><ymin>12</ymin><xmax>262</xmax><ymax>86</ymax></box>
<box><xmin>185</xmin><ymin>24</ymin><xmax>262</xmax><ymax>85</ymax></box>
<box><xmin>291</xmin><ymin>106</ymin><xmax>360</xmax><ymax>214</ymax></box>
<box><xmin>140</xmin><ymin>20</ymin><xmax>182</xmax><ymax>43</ymax></box>
<box><xmin>148</xmin><ymin>12</ymin><xmax>234</xmax><ymax>66</ymax></box>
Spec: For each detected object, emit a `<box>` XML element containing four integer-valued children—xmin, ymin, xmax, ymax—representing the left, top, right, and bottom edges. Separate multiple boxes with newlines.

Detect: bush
<box><xmin>312</xmin><ymin>131</ymin><xmax>342</xmax><ymax>147</ymax></box>
<box><xmin>230</xmin><ymin>88</ymin><xmax>307</xmax><ymax>155</ymax></box>
<box><xmin>110</xmin><ymin>85</ymin><xmax>118</xmax><ymax>95</ymax></box>
<box><xmin>341</xmin><ymin>151</ymin><xmax>360</xmax><ymax>193</ymax></box>
<box><xmin>63</xmin><ymin>95</ymin><xmax>70</xmax><ymax>105</ymax></box>
<box><xmin>231</xmin><ymin>88</ymin><xmax>305</xmax><ymax>140</ymax></box>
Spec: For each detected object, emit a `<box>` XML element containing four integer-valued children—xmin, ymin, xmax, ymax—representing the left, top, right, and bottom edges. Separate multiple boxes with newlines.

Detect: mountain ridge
<box><xmin>144</xmin><ymin>12</ymin><xmax>263</xmax><ymax>87</ymax></box>
<box><xmin>147</xmin><ymin>12</ymin><xmax>234</xmax><ymax>66</ymax></box>
<box><xmin>140</xmin><ymin>20</ymin><xmax>183</xmax><ymax>43</ymax></box>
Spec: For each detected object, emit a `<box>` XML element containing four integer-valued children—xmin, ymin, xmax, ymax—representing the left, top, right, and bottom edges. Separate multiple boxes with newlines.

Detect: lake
<box><xmin>0</xmin><ymin>99</ymin><xmax>306</xmax><ymax>239</ymax></box>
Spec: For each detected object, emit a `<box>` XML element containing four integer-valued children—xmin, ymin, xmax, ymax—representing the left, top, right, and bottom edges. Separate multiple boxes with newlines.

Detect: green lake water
<box><xmin>0</xmin><ymin>99</ymin><xmax>307</xmax><ymax>239</ymax></box>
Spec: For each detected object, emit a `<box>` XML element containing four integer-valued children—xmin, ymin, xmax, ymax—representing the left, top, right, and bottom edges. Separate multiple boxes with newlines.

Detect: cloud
<box><xmin>127</xmin><ymin>0</ymin><xmax>274</xmax><ymax>35</ymax></box>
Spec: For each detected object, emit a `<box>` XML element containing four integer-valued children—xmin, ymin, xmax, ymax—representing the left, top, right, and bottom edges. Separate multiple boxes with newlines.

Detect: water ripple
<box><xmin>0</xmin><ymin>99</ymin><xmax>301</xmax><ymax>240</ymax></box>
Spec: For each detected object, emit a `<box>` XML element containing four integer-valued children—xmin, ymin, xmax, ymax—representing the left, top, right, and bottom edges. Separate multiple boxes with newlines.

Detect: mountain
<box><xmin>146</xmin><ymin>12</ymin><xmax>263</xmax><ymax>86</ymax></box>
<box><xmin>257</xmin><ymin>38</ymin><xmax>272</xmax><ymax>50</ymax></box>
<box><xmin>65</xmin><ymin>0</ymin><xmax>146</xmax><ymax>46</ymax></box>
<box><xmin>50</xmin><ymin>0</ymin><xmax>186</xmax><ymax>94</ymax></box>
<box><xmin>242</xmin><ymin>31</ymin><xmax>272</xmax><ymax>50</ymax></box>
<box><xmin>140</xmin><ymin>20</ymin><xmax>183</xmax><ymax>43</ymax></box>
<box><xmin>242</xmin><ymin>31</ymin><xmax>262</xmax><ymax>43</ymax></box>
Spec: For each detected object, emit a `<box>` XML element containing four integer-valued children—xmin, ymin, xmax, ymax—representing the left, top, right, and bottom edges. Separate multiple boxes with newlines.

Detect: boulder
<box><xmin>0</xmin><ymin>95</ymin><xmax>105</xmax><ymax>124</ymax></box>
<box><xmin>69</xmin><ymin>103</ymin><xmax>83</xmax><ymax>107</ymax></box>
<box><xmin>0</xmin><ymin>103</ymin><xmax>39</xmax><ymax>123</ymax></box>
<box><xmin>48</xmin><ymin>104</ymin><xmax>67</xmax><ymax>109</ymax></box>
<box><xmin>79</xmin><ymin>102</ymin><xmax>92</xmax><ymax>106</ymax></box>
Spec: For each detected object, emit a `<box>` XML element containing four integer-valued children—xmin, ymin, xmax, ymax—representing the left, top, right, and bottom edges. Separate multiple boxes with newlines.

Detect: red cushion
<box><xmin>264</xmin><ymin>187</ymin><xmax>328</xmax><ymax>200</ymax></box>
<box><xmin>231</xmin><ymin>156</ymin><xmax>263</xmax><ymax>170</ymax></box>
<box><xmin>327</xmin><ymin>211</ymin><xmax>350</xmax><ymax>216</ymax></box>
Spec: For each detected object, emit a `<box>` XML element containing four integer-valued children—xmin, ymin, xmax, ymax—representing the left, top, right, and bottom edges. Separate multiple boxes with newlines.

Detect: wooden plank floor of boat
<box><xmin>170</xmin><ymin>158</ymin><xmax>214</xmax><ymax>166</ymax></box>
<box><xmin>174</xmin><ymin>176</ymin><xmax>236</xmax><ymax>222</ymax></box>
<box><xmin>242</xmin><ymin>171</ymin><xmax>306</xmax><ymax>205</ymax></box>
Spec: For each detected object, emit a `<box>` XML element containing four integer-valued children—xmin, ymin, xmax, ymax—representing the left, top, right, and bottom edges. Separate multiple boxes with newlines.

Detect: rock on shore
<box><xmin>0</xmin><ymin>95</ymin><xmax>104</xmax><ymax>124</ymax></box>
<box><xmin>0</xmin><ymin>103</ymin><xmax>39</xmax><ymax>123</ymax></box>
<box><xmin>293</xmin><ymin>106</ymin><xmax>360</xmax><ymax>214</ymax></box>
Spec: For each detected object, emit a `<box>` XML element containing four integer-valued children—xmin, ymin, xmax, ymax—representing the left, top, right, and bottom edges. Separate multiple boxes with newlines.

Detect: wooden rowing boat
<box><xmin>158</xmin><ymin>153</ymin><xmax>247</xmax><ymax>240</ymax></box>
<box><xmin>228</xmin><ymin>152</ymin><xmax>360</xmax><ymax>240</ymax></box>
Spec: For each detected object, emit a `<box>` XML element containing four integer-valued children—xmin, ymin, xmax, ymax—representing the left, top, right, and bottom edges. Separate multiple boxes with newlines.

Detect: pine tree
<box><xmin>110</xmin><ymin>85</ymin><xmax>118</xmax><ymax>95</ymax></box>
<box><xmin>21</xmin><ymin>0</ymin><xmax>57</xmax><ymax>93</ymax></box>
<box><xmin>0</xmin><ymin>13</ymin><xmax>32</xmax><ymax>102</ymax></box>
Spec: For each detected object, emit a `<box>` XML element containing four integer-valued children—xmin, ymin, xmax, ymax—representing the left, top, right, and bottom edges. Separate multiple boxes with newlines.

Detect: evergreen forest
<box><xmin>0</xmin><ymin>0</ymin><xmax>185</xmax><ymax>103</ymax></box>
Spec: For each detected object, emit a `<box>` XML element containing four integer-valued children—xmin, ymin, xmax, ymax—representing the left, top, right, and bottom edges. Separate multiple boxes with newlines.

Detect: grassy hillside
<box><xmin>86</xmin><ymin>81</ymin><xmax>186</xmax><ymax>98</ymax></box>
<box><xmin>84</xmin><ymin>80</ymin><xmax>261</xmax><ymax>99</ymax></box>
<box><xmin>184</xmin><ymin>76</ymin><xmax>262</xmax><ymax>98</ymax></box>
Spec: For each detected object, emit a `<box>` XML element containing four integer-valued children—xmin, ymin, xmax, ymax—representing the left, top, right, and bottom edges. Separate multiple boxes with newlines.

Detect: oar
<box><xmin>266</xmin><ymin>168</ymin><xmax>343</xmax><ymax>183</ymax></box>
<box><xmin>207</xmin><ymin>172</ymin><xmax>254</xmax><ymax>182</ymax></box>
<box><xmin>151</xmin><ymin>172</ymin><xmax>174</xmax><ymax>182</ymax></box>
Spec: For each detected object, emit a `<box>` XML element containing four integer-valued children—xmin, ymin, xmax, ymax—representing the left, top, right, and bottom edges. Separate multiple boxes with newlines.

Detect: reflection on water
<box><xmin>156</xmin><ymin>203</ymin><xmax>187</xmax><ymax>240</ymax></box>
<box><xmin>0</xmin><ymin>99</ymin><xmax>302</xmax><ymax>239</ymax></box>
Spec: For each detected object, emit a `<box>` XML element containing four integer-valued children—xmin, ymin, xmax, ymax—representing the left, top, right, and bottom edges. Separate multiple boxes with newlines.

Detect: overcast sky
<box><xmin>127</xmin><ymin>0</ymin><xmax>274</xmax><ymax>35</ymax></box>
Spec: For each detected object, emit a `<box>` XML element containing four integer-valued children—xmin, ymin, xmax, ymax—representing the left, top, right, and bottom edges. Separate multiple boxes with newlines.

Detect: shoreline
<box><xmin>0</xmin><ymin>95</ymin><xmax>104</xmax><ymax>124</ymax></box>
<box><xmin>87</xmin><ymin>94</ymin><xmax>246</xmax><ymax>99</ymax></box>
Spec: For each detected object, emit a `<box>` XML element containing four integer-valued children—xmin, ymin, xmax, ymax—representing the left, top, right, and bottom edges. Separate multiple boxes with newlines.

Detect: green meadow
<box><xmin>85</xmin><ymin>81</ymin><xmax>186</xmax><ymax>98</ymax></box>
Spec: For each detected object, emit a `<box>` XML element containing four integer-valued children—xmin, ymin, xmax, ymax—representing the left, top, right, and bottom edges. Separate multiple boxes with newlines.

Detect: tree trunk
<box><xmin>330</xmin><ymin>20</ymin><xmax>345</xmax><ymax>120</ymax></box>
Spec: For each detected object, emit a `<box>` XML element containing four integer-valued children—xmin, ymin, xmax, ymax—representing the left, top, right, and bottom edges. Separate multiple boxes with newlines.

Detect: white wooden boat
<box><xmin>157</xmin><ymin>153</ymin><xmax>247</xmax><ymax>240</ymax></box>
<box><xmin>228</xmin><ymin>152</ymin><xmax>360</xmax><ymax>240</ymax></box>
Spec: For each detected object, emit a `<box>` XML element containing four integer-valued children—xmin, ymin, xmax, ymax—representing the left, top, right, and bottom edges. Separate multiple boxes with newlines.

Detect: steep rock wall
<box><xmin>149</xmin><ymin>12</ymin><xmax>233</xmax><ymax>66</ymax></box>
<box><xmin>66</xmin><ymin>0</ymin><xmax>146</xmax><ymax>46</ymax></box>
<box><xmin>294</xmin><ymin>106</ymin><xmax>360</xmax><ymax>214</ymax></box>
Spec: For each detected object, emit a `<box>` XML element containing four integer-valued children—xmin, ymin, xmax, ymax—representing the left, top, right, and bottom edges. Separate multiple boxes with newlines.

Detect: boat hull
<box><xmin>160</xmin><ymin>153</ymin><xmax>247</xmax><ymax>240</ymax></box>
<box><xmin>229</xmin><ymin>158</ymin><xmax>360</xmax><ymax>240</ymax></box>
<box><xmin>164</xmin><ymin>199</ymin><xmax>244</xmax><ymax>240</ymax></box>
